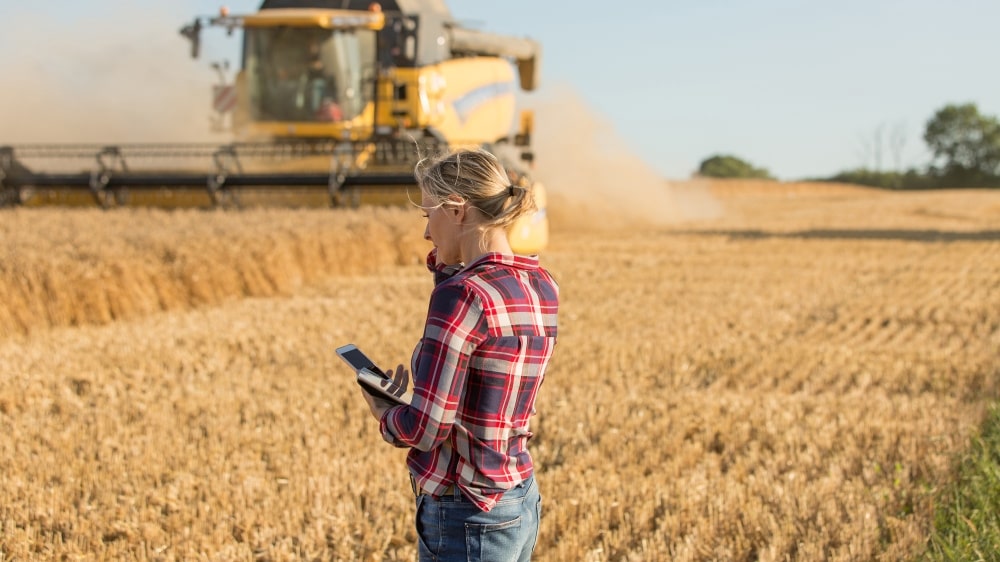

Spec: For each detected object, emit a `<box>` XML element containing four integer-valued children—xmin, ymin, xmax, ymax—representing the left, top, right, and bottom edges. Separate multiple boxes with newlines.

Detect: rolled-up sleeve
<box><xmin>378</xmin><ymin>407</ymin><xmax>407</xmax><ymax>447</ymax></box>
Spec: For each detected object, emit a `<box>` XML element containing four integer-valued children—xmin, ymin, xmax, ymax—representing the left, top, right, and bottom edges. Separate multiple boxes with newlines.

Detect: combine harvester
<box><xmin>0</xmin><ymin>0</ymin><xmax>548</xmax><ymax>252</ymax></box>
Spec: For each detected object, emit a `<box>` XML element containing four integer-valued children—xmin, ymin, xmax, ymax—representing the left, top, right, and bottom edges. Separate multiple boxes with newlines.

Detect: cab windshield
<box><xmin>245</xmin><ymin>27</ymin><xmax>375</xmax><ymax>122</ymax></box>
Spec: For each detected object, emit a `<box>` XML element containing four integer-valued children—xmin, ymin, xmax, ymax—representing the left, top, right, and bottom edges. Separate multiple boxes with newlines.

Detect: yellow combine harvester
<box><xmin>0</xmin><ymin>0</ymin><xmax>548</xmax><ymax>253</ymax></box>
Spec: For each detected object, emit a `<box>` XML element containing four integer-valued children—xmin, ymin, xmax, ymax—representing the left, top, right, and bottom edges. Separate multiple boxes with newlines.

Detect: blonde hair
<box><xmin>415</xmin><ymin>147</ymin><xmax>536</xmax><ymax>230</ymax></box>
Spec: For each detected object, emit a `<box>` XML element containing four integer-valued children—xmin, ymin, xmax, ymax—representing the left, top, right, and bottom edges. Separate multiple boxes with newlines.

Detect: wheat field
<box><xmin>1</xmin><ymin>181</ymin><xmax>998</xmax><ymax>561</ymax></box>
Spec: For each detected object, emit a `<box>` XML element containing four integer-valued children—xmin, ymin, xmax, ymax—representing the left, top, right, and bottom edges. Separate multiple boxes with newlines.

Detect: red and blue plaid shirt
<box><xmin>380</xmin><ymin>250</ymin><xmax>559</xmax><ymax>511</ymax></box>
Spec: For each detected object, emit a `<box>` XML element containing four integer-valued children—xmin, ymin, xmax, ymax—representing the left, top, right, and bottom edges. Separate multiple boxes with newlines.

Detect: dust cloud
<box><xmin>0</xmin><ymin>4</ymin><xmax>229</xmax><ymax>145</ymax></box>
<box><xmin>524</xmin><ymin>84</ymin><xmax>721</xmax><ymax>231</ymax></box>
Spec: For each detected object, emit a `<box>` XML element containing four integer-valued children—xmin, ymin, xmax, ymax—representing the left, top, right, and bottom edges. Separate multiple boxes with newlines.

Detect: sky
<box><xmin>1</xmin><ymin>0</ymin><xmax>997</xmax><ymax>180</ymax></box>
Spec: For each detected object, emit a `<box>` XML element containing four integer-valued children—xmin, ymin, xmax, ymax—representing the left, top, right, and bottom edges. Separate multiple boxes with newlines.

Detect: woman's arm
<box><xmin>379</xmin><ymin>282</ymin><xmax>485</xmax><ymax>451</ymax></box>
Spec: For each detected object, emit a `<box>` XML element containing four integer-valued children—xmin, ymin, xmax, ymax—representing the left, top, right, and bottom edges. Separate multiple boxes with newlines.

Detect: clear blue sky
<box><xmin>2</xmin><ymin>0</ymin><xmax>997</xmax><ymax>180</ymax></box>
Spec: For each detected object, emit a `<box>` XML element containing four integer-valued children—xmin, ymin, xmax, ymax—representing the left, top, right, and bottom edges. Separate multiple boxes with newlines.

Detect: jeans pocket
<box><xmin>527</xmin><ymin>494</ymin><xmax>541</xmax><ymax>555</ymax></box>
<box><xmin>415</xmin><ymin>495</ymin><xmax>437</xmax><ymax>560</ymax></box>
<box><xmin>465</xmin><ymin>516</ymin><xmax>522</xmax><ymax>562</ymax></box>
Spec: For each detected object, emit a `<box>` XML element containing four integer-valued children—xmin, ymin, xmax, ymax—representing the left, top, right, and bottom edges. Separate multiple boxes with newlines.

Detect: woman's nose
<box><xmin>423</xmin><ymin>224</ymin><xmax>431</xmax><ymax>241</ymax></box>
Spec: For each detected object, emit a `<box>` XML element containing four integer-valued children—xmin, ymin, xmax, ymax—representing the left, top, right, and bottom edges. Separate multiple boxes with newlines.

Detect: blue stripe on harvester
<box><xmin>452</xmin><ymin>80</ymin><xmax>515</xmax><ymax>123</ymax></box>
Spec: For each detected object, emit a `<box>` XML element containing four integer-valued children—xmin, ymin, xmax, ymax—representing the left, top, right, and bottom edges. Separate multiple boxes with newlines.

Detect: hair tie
<box><xmin>507</xmin><ymin>185</ymin><xmax>517</xmax><ymax>197</ymax></box>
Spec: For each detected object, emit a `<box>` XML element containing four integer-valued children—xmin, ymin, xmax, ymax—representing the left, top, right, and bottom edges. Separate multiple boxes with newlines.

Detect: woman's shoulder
<box><xmin>453</xmin><ymin>258</ymin><xmax>557</xmax><ymax>299</ymax></box>
<box><xmin>430</xmin><ymin>273</ymin><xmax>482</xmax><ymax>303</ymax></box>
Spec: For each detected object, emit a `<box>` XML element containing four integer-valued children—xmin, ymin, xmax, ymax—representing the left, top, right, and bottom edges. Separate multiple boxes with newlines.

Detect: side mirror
<box><xmin>179</xmin><ymin>19</ymin><xmax>203</xmax><ymax>59</ymax></box>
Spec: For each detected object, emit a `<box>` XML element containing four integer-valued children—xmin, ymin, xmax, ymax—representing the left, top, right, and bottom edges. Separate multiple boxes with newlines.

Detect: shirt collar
<box><xmin>461</xmin><ymin>252</ymin><xmax>539</xmax><ymax>272</ymax></box>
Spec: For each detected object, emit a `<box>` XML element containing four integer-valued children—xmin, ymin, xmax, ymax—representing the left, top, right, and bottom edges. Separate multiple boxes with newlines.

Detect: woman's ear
<box><xmin>445</xmin><ymin>195</ymin><xmax>467</xmax><ymax>224</ymax></box>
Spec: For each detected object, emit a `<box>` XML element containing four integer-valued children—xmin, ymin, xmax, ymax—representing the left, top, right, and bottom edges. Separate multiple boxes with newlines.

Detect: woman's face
<box><xmin>422</xmin><ymin>191</ymin><xmax>462</xmax><ymax>265</ymax></box>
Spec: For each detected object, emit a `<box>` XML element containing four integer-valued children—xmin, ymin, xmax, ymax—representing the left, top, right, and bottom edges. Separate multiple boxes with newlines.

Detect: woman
<box><xmin>360</xmin><ymin>148</ymin><xmax>559</xmax><ymax>562</ymax></box>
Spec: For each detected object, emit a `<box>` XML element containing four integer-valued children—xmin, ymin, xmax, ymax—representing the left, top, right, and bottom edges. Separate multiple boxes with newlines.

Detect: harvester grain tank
<box><xmin>0</xmin><ymin>0</ymin><xmax>548</xmax><ymax>253</ymax></box>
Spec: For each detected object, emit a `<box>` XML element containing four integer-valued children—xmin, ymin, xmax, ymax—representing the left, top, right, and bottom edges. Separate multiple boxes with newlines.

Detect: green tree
<box><xmin>698</xmin><ymin>154</ymin><xmax>773</xmax><ymax>180</ymax></box>
<box><xmin>924</xmin><ymin>103</ymin><xmax>1000</xmax><ymax>185</ymax></box>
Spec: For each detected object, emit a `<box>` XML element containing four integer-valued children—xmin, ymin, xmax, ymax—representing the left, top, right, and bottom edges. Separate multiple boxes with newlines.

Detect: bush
<box><xmin>823</xmin><ymin>168</ymin><xmax>938</xmax><ymax>190</ymax></box>
<box><xmin>698</xmin><ymin>154</ymin><xmax>773</xmax><ymax>180</ymax></box>
<box><xmin>821</xmin><ymin>168</ymin><xmax>1000</xmax><ymax>190</ymax></box>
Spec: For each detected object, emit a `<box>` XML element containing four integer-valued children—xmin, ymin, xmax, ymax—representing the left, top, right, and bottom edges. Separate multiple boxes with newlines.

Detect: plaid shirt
<box><xmin>380</xmin><ymin>250</ymin><xmax>559</xmax><ymax>511</ymax></box>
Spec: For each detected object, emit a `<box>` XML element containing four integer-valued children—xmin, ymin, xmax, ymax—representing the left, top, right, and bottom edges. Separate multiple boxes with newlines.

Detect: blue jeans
<box><xmin>415</xmin><ymin>476</ymin><xmax>541</xmax><ymax>562</ymax></box>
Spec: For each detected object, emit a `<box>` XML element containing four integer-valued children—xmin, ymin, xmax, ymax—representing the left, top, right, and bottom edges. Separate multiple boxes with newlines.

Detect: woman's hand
<box><xmin>360</xmin><ymin>364</ymin><xmax>410</xmax><ymax>421</ymax></box>
<box><xmin>383</xmin><ymin>364</ymin><xmax>410</xmax><ymax>397</ymax></box>
<box><xmin>361</xmin><ymin>388</ymin><xmax>397</xmax><ymax>421</ymax></box>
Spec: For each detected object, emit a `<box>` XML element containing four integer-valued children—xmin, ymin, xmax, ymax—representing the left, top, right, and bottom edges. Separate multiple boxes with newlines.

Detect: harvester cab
<box><xmin>183</xmin><ymin>5</ymin><xmax>389</xmax><ymax>137</ymax></box>
<box><xmin>182</xmin><ymin>2</ymin><xmax>540</xmax><ymax>149</ymax></box>
<box><xmin>1</xmin><ymin>0</ymin><xmax>548</xmax><ymax>254</ymax></box>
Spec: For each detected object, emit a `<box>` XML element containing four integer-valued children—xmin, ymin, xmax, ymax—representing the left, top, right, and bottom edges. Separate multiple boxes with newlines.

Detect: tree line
<box><xmin>698</xmin><ymin>103</ymin><xmax>1000</xmax><ymax>189</ymax></box>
